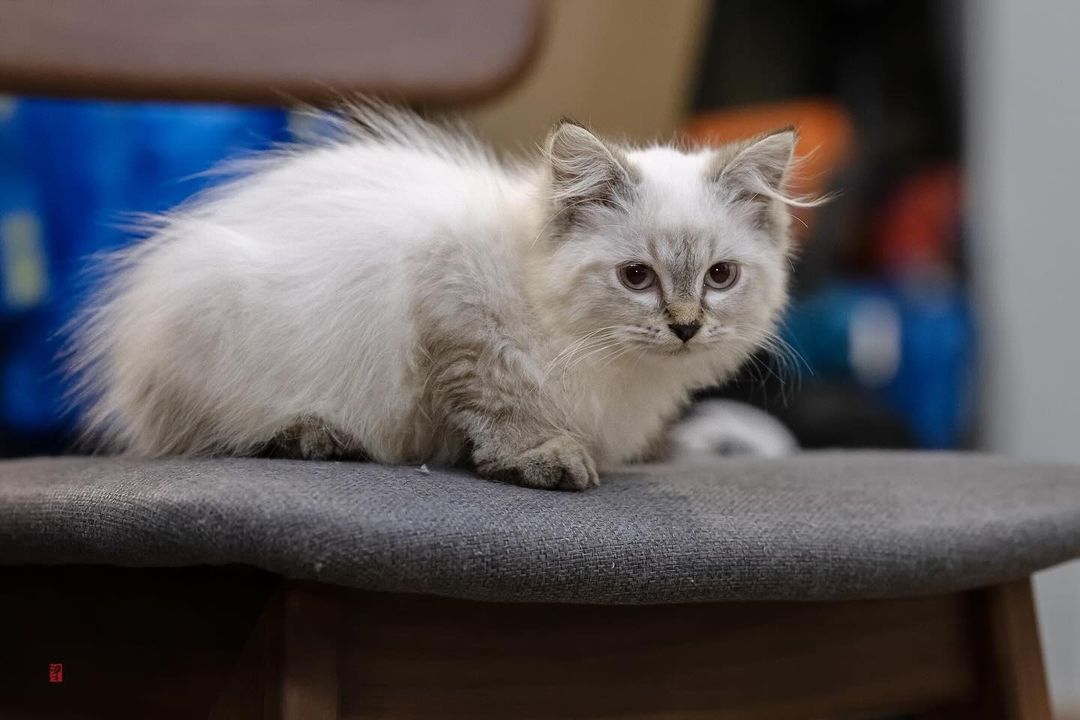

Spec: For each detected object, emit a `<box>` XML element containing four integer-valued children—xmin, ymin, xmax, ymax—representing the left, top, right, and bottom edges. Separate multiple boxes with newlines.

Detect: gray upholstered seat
<box><xmin>2</xmin><ymin>452</ymin><xmax>1079</xmax><ymax>604</ymax></box>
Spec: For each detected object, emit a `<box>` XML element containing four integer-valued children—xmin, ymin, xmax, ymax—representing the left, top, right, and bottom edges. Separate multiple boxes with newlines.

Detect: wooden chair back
<box><xmin>0</xmin><ymin>0</ymin><xmax>542</xmax><ymax>104</ymax></box>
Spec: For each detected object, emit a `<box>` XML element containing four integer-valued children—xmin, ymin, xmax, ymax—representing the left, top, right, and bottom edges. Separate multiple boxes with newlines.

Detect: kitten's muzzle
<box><xmin>668</xmin><ymin>322</ymin><xmax>701</xmax><ymax>343</ymax></box>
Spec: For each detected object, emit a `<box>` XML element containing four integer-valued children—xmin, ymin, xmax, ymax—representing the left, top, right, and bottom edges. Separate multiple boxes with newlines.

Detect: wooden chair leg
<box><xmin>213</xmin><ymin>580</ymin><xmax>344</xmax><ymax>720</ymax></box>
<box><xmin>279</xmin><ymin>583</ymin><xmax>341</xmax><ymax>720</ymax></box>
<box><xmin>975</xmin><ymin>579</ymin><xmax>1054</xmax><ymax>720</ymax></box>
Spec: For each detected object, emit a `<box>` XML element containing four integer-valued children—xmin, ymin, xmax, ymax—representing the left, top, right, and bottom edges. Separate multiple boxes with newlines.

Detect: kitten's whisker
<box><xmin>539</xmin><ymin>339</ymin><xmax>625</xmax><ymax>406</ymax></box>
<box><xmin>785</xmin><ymin>210</ymin><xmax>810</xmax><ymax>230</ymax></box>
<box><xmin>541</xmin><ymin>326</ymin><xmax>622</xmax><ymax>384</ymax></box>
<box><xmin>598</xmin><ymin>345</ymin><xmax>635</xmax><ymax>370</ymax></box>
<box><xmin>564</xmin><ymin>339</ymin><xmax>624</xmax><ymax>372</ymax></box>
<box><xmin>592</xmin><ymin>344</ymin><xmax>630</xmax><ymax>367</ymax></box>
<box><xmin>544</xmin><ymin>330</ymin><xmax>607</xmax><ymax>370</ymax></box>
<box><xmin>747</xmin><ymin>329</ymin><xmax>811</xmax><ymax>407</ymax></box>
<box><xmin>760</xmin><ymin>332</ymin><xmax>810</xmax><ymax>378</ymax></box>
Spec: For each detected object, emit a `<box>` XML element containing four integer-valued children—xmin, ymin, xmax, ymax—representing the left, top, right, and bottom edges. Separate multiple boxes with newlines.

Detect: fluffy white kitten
<box><xmin>71</xmin><ymin>102</ymin><xmax>806</xmax><ymax>490</ymax></box>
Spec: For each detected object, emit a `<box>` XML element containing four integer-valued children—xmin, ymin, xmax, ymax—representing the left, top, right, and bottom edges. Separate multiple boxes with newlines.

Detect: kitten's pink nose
<box><xmin>668</xmin><ymin>322</ymin><xmax>701</xmax><ymax>343</ymax></box>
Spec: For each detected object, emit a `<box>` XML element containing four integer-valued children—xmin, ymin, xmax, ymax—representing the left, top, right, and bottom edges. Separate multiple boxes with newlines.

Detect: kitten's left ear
<box><xmin>545</xmin><ymin>120</ymin><xmax>635</xmax><ymax>220</ymax></box>
<box><xmin>712</xmin><ymin>127</ymin><xmax>798</xmax><ymax>206</ymax></box>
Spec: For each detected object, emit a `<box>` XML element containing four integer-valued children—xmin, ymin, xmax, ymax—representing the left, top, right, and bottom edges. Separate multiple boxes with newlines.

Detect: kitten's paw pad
<box><xmin>484</xmin><ymin>437</ymin><xmax>599</xmax><ymax>491</ymax></box>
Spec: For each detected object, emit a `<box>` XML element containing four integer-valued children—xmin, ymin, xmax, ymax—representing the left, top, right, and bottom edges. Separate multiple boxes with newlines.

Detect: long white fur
<box><xmin>69</xmin><ymin>102</ymin><xmax>807</xmax><ymax>475</ymax></box>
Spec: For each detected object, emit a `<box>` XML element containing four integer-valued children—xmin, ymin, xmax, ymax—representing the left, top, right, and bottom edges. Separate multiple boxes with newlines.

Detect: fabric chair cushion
<box><xmin>2</xmin><ymin>452</ymin><xmax>1079</xmax><ymax>604</ymax></box>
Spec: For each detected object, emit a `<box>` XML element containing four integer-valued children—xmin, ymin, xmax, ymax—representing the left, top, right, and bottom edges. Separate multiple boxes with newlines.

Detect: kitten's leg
<box><xmin>425</xmin><ymin>340</ymin><xmax>599</xmax><ymax>491</ymax></box>
<box><xmin>261</xmin><ymin>415</ymin><xmax>367</xmax><ymax>460</ymax></box>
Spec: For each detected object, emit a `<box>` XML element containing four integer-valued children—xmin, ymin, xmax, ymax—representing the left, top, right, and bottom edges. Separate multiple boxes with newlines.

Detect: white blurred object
<box><xmin>849</xmin><ymin>297</ymin><xmax>901</xmax><ymax>388</ymax></box>
<box><xmin>670</xmin><ymin>399</ymin><xmax>798</xmax><ymax>460</ymax></box>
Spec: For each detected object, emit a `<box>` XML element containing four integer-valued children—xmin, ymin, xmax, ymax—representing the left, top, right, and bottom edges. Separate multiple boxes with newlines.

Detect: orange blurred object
<box><xmin>683</xmin><ymin>100</ymin><xmax>855</xmax><ymax>242</ymax></box>
<box><xmin>874</xmin><ymin>165</ymin><xmax>963</xmax><ymax>276</ymax></box>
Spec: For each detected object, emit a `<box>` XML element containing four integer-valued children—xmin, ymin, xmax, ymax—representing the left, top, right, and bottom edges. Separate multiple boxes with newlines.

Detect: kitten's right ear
<box><xmin>545</xmin><ymin>120</ymin><xmax>634</xmax><ymax>219</ymax></box>
<box><xmin>712</xmin><ymin>127</ymin><xmax>798</xmax><ymax>204</ymax></box>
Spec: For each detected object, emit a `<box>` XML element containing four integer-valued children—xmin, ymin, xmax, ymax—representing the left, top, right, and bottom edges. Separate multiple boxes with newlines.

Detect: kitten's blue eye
<box><xmin>705</xmin><ymin>262</ymin><xmax>739</xmax><ymax>291</ymax></box>
<box><xmin>618</xmin><ymin>263</ymin><xmax>656</xmax><ymax>291</ymax></box>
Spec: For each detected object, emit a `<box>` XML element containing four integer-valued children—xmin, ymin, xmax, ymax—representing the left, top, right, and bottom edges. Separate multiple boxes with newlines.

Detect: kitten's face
<box><xmin>540</xmin><ymin>123</ymin><xmax>797</xmax><ymax>370</ymax></box>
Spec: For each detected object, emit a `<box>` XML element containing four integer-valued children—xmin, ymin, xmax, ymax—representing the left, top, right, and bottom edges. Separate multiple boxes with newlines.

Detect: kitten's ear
<box><xmin>545</xmin><ymin>119</ymin><xmax>635</xmax><ymax>219</ymax></box>
<box><xmin>712</xmin><ymin>127</ymin><xmax>798</xmax><ymax>207</ymax></box>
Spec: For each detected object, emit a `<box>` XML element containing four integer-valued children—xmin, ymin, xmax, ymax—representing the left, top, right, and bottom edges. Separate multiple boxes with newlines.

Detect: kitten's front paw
<box><xmin>481</xmin><ymin>436</ymin><xmax>600</xmax><ymax>491</ymax></box>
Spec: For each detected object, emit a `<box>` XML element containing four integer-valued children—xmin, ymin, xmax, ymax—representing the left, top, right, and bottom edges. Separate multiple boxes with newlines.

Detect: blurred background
<box><xmin>0</xmin><ymin>0</ymin><xmax>1077</xmax><ymax>713</ymax></box>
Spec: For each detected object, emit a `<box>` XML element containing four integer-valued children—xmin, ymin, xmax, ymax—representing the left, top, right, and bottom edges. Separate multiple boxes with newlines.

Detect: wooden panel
<box><xmin>0</xmin><ymin>565</ymin><xmax>278</xmax><ymax>719</ymax></box>
<box><xmin>0</xmin><ymin>0</ymin><xmax>542</xmax><ymax>104</ymax></box>
<box><xmin>337</xmin><ymin>590</ymin><xmax>978</xmax><ymax>720</ymax></box>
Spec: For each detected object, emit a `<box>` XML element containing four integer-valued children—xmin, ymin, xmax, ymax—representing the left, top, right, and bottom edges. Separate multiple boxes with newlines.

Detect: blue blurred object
<box><xmin>783</xmin><ymin>279</ymin><xmax>976</xmax><ymax>449</ymax></box>
<box><xmin>0</xmin><ymin>97</ymin><xmax>288</xmax><ymax>451</ymax></box>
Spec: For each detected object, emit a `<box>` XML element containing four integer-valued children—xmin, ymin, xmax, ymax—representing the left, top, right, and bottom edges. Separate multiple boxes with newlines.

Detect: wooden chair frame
<box><xmin>0</xmin><ymin>566</ymin><xmax>1051</xmax><ymax>719</ymax></box>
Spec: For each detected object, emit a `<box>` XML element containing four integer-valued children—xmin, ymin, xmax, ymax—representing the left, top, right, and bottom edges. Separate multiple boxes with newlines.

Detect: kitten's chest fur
<box><xmin>544</xmin><ymin>348</ymin><xmax>711</xmax><ymax>466</ymax></box>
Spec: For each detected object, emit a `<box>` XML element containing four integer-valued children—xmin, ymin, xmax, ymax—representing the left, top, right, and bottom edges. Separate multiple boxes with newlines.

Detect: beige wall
<box><xmin>464</xmin><ymin>0</ymin><xmax>712</xmax><ymax>149</ymax></box>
